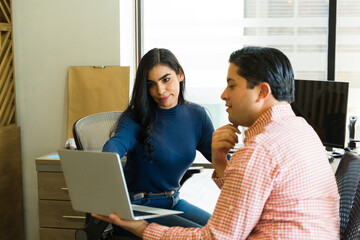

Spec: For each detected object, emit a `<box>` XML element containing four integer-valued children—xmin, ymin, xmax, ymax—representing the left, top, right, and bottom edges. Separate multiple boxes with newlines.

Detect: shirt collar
<box><xmin>245</xmin><ymin>103</ymin><xmax>295</xmax><ymax>140</ymax></box>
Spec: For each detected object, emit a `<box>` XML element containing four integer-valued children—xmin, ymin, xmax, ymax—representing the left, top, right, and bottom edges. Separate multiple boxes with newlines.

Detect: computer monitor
<box><xmin>291</xmin><ymin>79</ymin><xmax>349</xmax><ymax>149</ymax></box>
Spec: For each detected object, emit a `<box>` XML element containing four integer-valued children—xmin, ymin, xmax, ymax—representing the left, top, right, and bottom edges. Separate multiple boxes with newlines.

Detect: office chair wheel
<box><xmin>75</xmin><ymin>218</ymin><xmax>110</xmax><ymax>240</ymax></box>
<box><xmin>75</xmin><ymin>229</ymin><xmax>87</xmax><ymax>240</ymax></box>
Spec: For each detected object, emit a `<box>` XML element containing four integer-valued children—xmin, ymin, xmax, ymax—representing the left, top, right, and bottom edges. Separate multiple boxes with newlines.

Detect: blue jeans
<box><xmin>113</xmin><ymin>191</ymin><xmax>211</xmax><ymax>236</ymax></box>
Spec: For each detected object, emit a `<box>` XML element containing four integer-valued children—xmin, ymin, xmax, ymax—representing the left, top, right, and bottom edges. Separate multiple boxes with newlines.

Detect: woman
<box><xmin>103</xmin><ymin>48</ymin><xmax>214</xmax><ymax>234</ymax></box>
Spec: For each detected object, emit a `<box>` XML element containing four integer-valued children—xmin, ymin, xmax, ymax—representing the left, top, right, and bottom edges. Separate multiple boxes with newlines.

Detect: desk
<box><xmin>194</xmin><ymin>152</ymin><xmax>342</xmax><ymax>173</ymax></box>
<box><xmin>191</xmin><ymin>161</ymin><xmax>213</xmax><ymax>169</ymax></box>
<box><xmin>36</xmin><ymin>153</ymin><xmax>85</xmax><ymax>240</ymax></box>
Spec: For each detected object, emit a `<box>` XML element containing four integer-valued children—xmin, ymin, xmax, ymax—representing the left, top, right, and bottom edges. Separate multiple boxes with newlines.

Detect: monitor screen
<box><xmin>291</xmin><ymin>79</ymin><xmax>349</xmax><ymax>149</ymax></box>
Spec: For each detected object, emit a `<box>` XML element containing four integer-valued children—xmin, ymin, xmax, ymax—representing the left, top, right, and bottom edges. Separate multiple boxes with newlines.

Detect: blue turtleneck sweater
<box><xmin>102</xmin><ymin>103</ymin><xmax>214</xmax><ymax>193</ymax></box>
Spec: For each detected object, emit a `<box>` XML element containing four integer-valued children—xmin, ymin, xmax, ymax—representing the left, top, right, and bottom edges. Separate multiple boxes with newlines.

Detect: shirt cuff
<box><xmin>143</xmin><ymin>222</ymin><xmax>170</xmax><ymax>239</ymax></box>
<box><xmin>212</xmin><ymin>170</ymin><xmax>225</xmax><ymax>189</ymax></box>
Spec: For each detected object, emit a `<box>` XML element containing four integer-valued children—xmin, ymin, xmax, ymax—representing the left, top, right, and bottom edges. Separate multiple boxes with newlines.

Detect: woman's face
<box><xmin>147</xmin><ymin>64</ymin><xmax>184</xmax><ymax>109</ymax></box>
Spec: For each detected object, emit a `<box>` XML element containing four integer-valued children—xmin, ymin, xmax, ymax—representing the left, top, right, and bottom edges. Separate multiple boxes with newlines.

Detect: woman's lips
<box><xmin>160</xmin><ymin>95</ymin><xmax>170</xmax><ymax>101</ymax></box>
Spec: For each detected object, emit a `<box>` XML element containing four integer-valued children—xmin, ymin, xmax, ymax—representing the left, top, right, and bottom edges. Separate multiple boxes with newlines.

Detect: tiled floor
<box><xmin>179</xmin><ymin>169</ymin><xmax>220</xmax><ymax>213</ymax></box>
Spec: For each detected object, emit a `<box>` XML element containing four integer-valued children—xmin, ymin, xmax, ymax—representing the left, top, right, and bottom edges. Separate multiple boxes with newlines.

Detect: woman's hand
<box><xmin>91</xmin><ymin>213</ymin><xmax>148</xmax><ymax>238</ymax></box>
<box><xmin>212</xmin><ymin>124</ymin><xmax>240</xmax><ymax>177</ymax></box>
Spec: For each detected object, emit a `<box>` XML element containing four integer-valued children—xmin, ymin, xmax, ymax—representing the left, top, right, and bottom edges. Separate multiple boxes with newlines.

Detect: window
<box><xmin>143</xmin><ymin>0</ymin><xmax>243</xmax><ymax>129</ymax></box>
<box><xmin>336</xmin><ymin>0</ymin><xmax>360</xmax><ymax>123</ymax></box>
<box><xmin>143</xmin><ymin>0</ymin><xmax>330</xmax><ymax>130</ymax></box>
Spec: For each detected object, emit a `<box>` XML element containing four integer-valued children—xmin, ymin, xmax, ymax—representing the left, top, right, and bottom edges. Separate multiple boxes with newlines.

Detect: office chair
<box><xmin>335</xmin><ymin>151</ymin><xmax>360</xmax><ymax>240</ymax></box>
<box><xmin>72</xmin><ymin>111</ymin><xmax>203</xmax><ymax>240</ymax></box>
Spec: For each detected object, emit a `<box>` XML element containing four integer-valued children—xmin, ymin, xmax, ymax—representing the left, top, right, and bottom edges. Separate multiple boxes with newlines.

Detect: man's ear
<box><xmin>258</xmin><ymin>82</ymin><xmax>272</xmax><ymax>100</ymax></box>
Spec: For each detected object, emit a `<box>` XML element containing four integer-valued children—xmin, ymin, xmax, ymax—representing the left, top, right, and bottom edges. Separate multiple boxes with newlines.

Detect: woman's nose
<box><xmin>157</xmin><ymin>83</ymin><xmax>165</xmax><ymax>94</ymax></box>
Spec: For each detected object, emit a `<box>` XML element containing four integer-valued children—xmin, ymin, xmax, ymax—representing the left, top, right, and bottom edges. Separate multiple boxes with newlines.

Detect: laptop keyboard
<box><xmin>132</xmin><ymin>210</ymin><xmax>156</xmax><ymax>217</ymax></box>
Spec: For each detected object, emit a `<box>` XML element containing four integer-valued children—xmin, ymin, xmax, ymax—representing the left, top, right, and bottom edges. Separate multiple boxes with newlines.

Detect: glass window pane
<box><xmin>144</xmin><ymin>0</ymin><xmax>243</xmax><ymax>129</ymax></box>
<box><xmin>243</xmin><ymin>0</ymin><xmax>328</xmax><ymax>80</ymax></box>
<box><xmin>336</xmin><ymin>0</ymin><xmax>360</xmax><ymax>130</ymax></box>
<box><xmin>144</xmin><ymin>0</ymin><xmax>329</xmax><ymax>129</ymax></box>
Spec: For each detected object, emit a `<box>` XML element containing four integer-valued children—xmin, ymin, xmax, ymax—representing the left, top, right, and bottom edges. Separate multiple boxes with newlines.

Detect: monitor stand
<box><xmin>347</xmin><ymin>116</ymin><xmax>359</xmax><ymax>150</ymax></box>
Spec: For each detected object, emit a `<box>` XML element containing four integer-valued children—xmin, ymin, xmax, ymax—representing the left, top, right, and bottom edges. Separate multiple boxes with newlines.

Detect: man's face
<box><xmin>221</xmin><ymin>63</ymin><xmax>260</xmax><ymax>127</ymax></box>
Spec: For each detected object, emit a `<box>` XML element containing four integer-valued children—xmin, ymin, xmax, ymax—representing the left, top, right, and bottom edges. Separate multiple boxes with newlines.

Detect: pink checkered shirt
<box><xmin>144</xmin><ymin>104</ymin><xmax>340</xmax><ymax>239</ymax></box>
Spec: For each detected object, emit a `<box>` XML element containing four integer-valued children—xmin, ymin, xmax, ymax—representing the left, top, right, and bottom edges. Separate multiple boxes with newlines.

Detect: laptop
<box><xmin>58</xmin><ymin>149</ymin><xmax>183</xmax><ymax>220</ymax></box>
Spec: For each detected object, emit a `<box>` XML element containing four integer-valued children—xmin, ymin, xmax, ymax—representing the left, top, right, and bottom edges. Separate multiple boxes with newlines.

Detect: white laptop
<box><xmin>58</xmin><ymin>149</ymin><xmax>183</xmax><ymax>220</ymax></box>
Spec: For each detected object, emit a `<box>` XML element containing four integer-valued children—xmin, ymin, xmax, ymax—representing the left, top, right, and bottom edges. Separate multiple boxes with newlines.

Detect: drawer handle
<box><xmin>60</xmin><ymin>187</ymin><xmax>69</xmax><ymax>191</ymax></box>
<box><xmin>62</xmin><ymin>215</ymin><xmax>86</xmax><ymax>220</ymax></box>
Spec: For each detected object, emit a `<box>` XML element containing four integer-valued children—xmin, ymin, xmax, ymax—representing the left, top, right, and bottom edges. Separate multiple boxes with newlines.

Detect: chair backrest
<box><xmin>335</xmin><ymin>151</ymin><xmax>360</xmax><ymax>240</ymax></box>
<box><xmin>72</xmin><ymin>111</ymin><xmax>122</xmax><ymax>151</ymax></box>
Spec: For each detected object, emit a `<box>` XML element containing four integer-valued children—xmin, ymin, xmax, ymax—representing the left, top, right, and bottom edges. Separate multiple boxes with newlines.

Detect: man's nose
<box><xmin>221</xmin><ymin>88</ymin><xmax>228</xmax><ymax>100</ymax></box>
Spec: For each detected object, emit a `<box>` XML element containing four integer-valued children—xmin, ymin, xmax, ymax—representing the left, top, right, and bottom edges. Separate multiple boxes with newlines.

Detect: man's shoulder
<box><xmin>254</xmin><ymin>116</ymin><xmax>316</xmax><ymax>149</ymax></box>
<box><xmin>266</xmin><ymin>115</ymin><xmax>309</xmax><ymax>135</ymax></box>
<box><xmin>255</xmin><ymin>116</ymin><xmax>323</xmax><ymax>157</ymax></box>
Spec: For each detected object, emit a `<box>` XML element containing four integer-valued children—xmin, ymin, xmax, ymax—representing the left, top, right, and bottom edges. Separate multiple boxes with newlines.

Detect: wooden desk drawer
<box><xmin>39</xmin><ymin>227</ymin><xmax>76</xmax><ymax>240</ymax></box>
<box><xmin>38</xmin><ymin>172</ymin><xmax>70</xmax><ymax>200</ymax></box>
<box><xmin>39</xmin><ymin>200</ymin><xmax>85</xmax><ymax>229</ymax></box>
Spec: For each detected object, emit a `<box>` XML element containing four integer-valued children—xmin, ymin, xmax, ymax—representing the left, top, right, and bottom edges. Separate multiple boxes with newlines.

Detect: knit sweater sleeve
<box><xmin>102</xmin><ymin>114</ymin><xmax>139</xmax><ymax>158</ymax></box>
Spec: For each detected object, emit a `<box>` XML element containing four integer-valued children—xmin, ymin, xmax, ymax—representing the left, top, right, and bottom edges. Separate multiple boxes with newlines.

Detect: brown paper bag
<box><xmin>67</xmin><ymin>66</ymin><xmax>129</xmax><ymax>138</ymax></box>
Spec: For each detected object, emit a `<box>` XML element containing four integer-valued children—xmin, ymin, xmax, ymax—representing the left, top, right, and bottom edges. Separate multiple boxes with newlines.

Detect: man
<box><xmin>94</xmin><ymin>46</ymin><xmax>340</xmax><ymax>239</ymax></box>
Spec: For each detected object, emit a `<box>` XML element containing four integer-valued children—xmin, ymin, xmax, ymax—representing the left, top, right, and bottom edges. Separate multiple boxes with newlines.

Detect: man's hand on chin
<box><xmin>212</xmin><ymin>124</ymin><xmax>240</xmax><ymax>177</ymax></box>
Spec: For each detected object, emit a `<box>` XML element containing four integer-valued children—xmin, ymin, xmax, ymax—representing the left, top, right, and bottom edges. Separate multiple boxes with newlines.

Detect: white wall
<box><xmin>12</xmin><ymin>1</ymin><xmax>120</xmax><ymax>239</ymax></box>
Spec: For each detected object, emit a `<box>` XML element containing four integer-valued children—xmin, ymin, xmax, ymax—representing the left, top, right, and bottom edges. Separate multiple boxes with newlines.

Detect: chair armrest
<box><xmin>180</xmin><ymin>166</ymin><xmax>204</xmax><ymax>186</ymax></box>
<box><xmin>187</xmin><ymin>166</ymin><xmax>204</xmax><ymax>174</ymax></box>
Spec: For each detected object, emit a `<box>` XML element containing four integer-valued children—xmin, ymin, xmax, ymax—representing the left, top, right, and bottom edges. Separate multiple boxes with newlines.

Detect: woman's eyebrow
<box><xmin>159</xmin><ymin>73</ymin><xmax>171</xmax><ymax>80</ymax></box>
<box><xmin>147</xmin><ymin>73</ymin><xmax>171</xmax><ymax>82</ymax></box>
